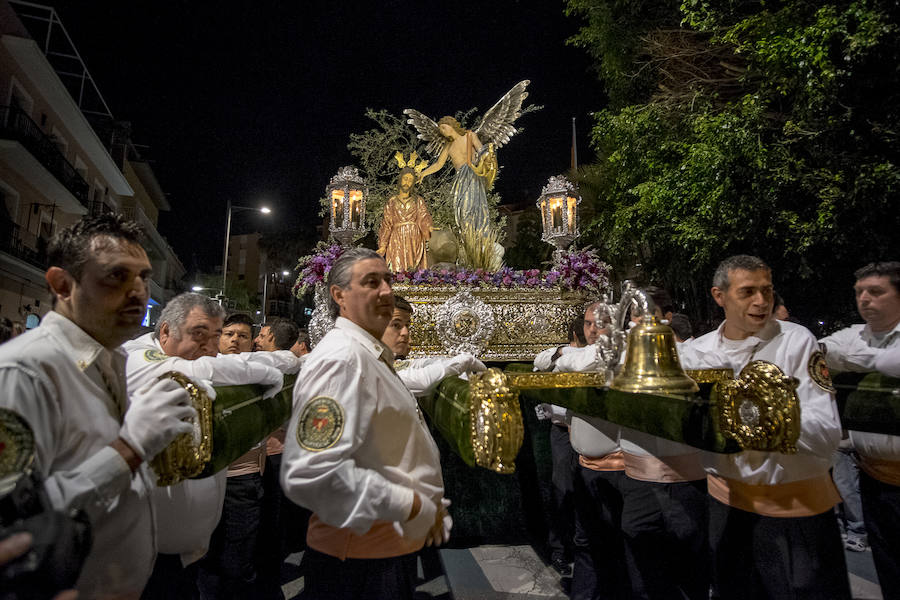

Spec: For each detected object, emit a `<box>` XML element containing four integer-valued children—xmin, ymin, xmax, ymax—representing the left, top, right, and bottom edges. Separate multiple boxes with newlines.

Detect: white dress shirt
<box><xmin>553</xmin><ymin>345</ymin><xmax>620</xmax><ymax>458</ymax></box>
<box><xmin>281</xmin><ymin>317</ymin><xmax>444</xmax><ymax>536</ymax></box>
<box><xmin>0</xmin><ymin>311</ymin><xmax>155</xmax><ymax>598</ymax></box>
<box><xmin>679</xmin><ymin>319</ymin><xmax>842</xmax><ymax>484</ymax></box>
<box><xmin>122</xmin><ymin>332</ymin><xmax>285</xmax><ymax>565</ymax></box>
<box><xmin>820</xmin><ymin>321</ymin><xmax>900</xmax><ymax>462</ymax></box>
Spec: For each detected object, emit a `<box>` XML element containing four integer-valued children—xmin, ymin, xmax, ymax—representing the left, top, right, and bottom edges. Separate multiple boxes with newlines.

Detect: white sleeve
<box><xmin>873</xmin><ymin>346</ymin><xmax>900</xmax><ymax>377</ymax></box>
<box><xmin>397</xmin><ymin>360</ymin><xmax>449</xmax><ymax>397</ymax></box>
<box><xmin>0</xmin><ymin>366</ymin><xmax>132</xmax><ymax>520</ymax></box>
<box><xmin>239</xmin><ymin>350</ymin><xmax>304</xmax><ymax>374</ymax></box>
<box><xmin>819</xmin><ymin>328</ymin><xmax>877</xmax><ymax>373</ymax></box>
<box><xmin>788</xmin><ymin>330</ymin><xmax>843</xmax><ymax>460</ymax></box>
<box><xmin>280</xmin><ymin>355</ymin><xmax>414</xmax><ymax>535</ymax></box>
<box><xmin>554</xmin><ymin>346</ymin><xmax>598</xmax><ymax>373</ymax></box>
<box><xmin>533</xmin><ymin>347</ymin><xmax>559</xmax><ymax>372</ymax></box>
<box><xmin>128</xmin><ymin>352</ymin><xmax>284</xmax><ymax>395</ymax></box>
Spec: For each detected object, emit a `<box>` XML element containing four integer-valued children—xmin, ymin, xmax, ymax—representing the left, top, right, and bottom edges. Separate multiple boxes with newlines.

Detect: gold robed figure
<box><xmin>377</xmin><ymin>152</ymin><xmax>434</xmax><ymax>272</ymax></box>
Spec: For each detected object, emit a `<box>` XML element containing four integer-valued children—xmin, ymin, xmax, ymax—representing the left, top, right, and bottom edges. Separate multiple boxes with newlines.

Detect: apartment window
<box><xmin>50</xmin><ymin>126</ymin><xmax>68</xmax><ymax>157</ymax></box>
<box><xmin>8</xmin><ymin>78</ymin><xmax>34</xmax><ymax>116</ymax></box>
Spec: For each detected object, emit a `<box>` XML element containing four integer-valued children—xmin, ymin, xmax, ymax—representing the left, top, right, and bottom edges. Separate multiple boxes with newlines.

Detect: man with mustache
<box><xmin>819</xmin><ymin>261</ymin><xmax>900</xmax><ymax>597</ymax></box>
<box><xmin>0</xmin><ymin>215</ymin><xmax>195</xmax><ymax>598</ymax></box>
<box><xmin>281</xmin><ymin>248</ymin><xmax>449</xmax><ymax>600</ymax></box>
<box><xmin>679</xmin><ymin>255</ymin><xmax>849</xmax><ymax>599</ymax></box>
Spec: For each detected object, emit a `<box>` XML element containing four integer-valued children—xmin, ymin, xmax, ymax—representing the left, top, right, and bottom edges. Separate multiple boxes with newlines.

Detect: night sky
<box><xmin>42</xmin><ymin>1</ymin><xmax>605</xmax><ymax>272</ymax></box>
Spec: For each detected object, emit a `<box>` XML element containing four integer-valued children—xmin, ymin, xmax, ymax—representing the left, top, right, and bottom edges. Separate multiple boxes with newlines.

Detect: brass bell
<box><xmin>611</xmin><ymin>316</ymin><xmax>699</xmax><ymax>397</ymax></box>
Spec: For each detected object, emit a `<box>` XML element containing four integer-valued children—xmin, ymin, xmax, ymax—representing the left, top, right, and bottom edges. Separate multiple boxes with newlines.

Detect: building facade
<box><xmin>0</xmin><ymin>1</ymin><xmax>184</xmax><ymax>327</ymax></box>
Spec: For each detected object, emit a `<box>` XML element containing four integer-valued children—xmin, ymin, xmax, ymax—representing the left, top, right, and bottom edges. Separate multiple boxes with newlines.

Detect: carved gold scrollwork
<box><xmin>467</xmin><ymin>368</ymin><xmax>524</xmax><ymax>474</ymax></box>
<box><xmin>151</xmin><ymin>371</ymin><xmax>214</xmax><ymax>486</ymax></box>
<box><xmin>712</xmin><ymin>361</ymin><xmax>800</xmax><ymax>454</ymax></box>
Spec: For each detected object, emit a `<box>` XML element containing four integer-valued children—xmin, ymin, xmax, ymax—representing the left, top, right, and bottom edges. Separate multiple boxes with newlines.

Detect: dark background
<box><xmin>45</xmin><ymin>1</ymin><xmax>605</xmax><ymax>272</ymax></box>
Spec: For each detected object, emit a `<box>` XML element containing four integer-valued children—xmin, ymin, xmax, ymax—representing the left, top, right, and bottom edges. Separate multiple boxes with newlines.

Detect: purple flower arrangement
<box><xmin>293</xmin><ymin>245</ymin><xmax>610</xmax><ymax>298</ymax></box>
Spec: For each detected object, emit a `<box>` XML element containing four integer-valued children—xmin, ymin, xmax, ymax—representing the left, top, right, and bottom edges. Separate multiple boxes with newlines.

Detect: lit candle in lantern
<box><xmin>550</xmin><ymin>198</ymin><xmax>562</xmax><ymax>231</ymax></box>
<box><xmin>332</xmin><ymin>190</ymin><xmax>344</xmax><ymax>225</ymax></box>
<box><xmin>567</xmin><ymin>196</ymin><xmax>577</xmax><ymax>233</ymax></box>
<box><xmin>349</xmin><ymin>190</ymin><xmax>362</xmax><ymax>227</ymax></box>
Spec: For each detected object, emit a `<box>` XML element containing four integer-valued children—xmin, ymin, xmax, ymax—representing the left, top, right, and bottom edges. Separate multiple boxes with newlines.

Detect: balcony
<box><xmin>0</xmin><ymin>220</ymin><xmax>48</xmax><ymax>271</ymax></box>
<box><xmin>0</xmin><ymin>105</ymin><xmax>89</xmax><ymax>208</ymax></box>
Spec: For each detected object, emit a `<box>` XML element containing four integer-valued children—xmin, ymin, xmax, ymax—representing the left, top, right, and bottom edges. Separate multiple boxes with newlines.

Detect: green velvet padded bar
<box><xmin>419</xmin><ymin>376</ymin><xmax>477</xmax><ymax>468</ymax></box>
<box><xmin>517</xmin><ymin>384</ymin><xmax>741</xmax><ymax>453</ymax></box>
<box><xmin>195</xmin><ymin>374</ymin><xmax>296</xmax><ymax>478</ymax></box>
<box><xmin>836</xmin><ymin>372</ymin><xmax>900</xmax><ymax>436</ymax></box>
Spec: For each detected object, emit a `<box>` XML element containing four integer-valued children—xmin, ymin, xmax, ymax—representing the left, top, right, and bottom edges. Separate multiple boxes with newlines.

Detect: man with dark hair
<box><xmin>0</xmin><ymin>214</ymin><xmax>195</xmax><ymax>597</ymax></box>
<box><xmin>281</xmin><ymin>248</ymin><xmax>450</xmax><ymax>599</ymax></box>
<box><xmin>123</xmin><ymin>293</ymin><xmax>293</xmax><ymax>599</ymax></box>
<box><xmin>669</xmin><ymin>313</ymin><xmax>693</xmax><ymax>344</ymax></box>
<box><xmin>255</xmin><ymin>317</ymin><xmax>300</xmax><ymax>352</ymax></box>
<box><xmin>679</xmin><ymin>255</ymin><xmax>848</xmax><ymax>599</ymax></box>
<box><xmin>383</xmin><ymin>294</ymin><xmax>484</xmax><ymax>397</ymax></box>
<box><xmin>819</xmin><ymin>261</ymin><xmax>900</xmax><ymax>596</ymax></box>
<box><xmin>291</xmin><ymin>329</ymin><xmax>311</xmax><ymax>357</ymax></box>
<box><xmin>220</xmin><ymin>313</ymin><xmax>254</xmax><ymax>355</ymax></box>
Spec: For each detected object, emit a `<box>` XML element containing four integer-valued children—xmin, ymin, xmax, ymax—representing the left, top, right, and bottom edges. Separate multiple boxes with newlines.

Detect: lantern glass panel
<box><xmin>332</xmin><ymin>189</ymin><xmax>345</xmax><ymax>225</ymax></box>
<box><xmin>349</xmin><ymin>189</ymin><xmax>362</xmax><ymax>227</ymax></box>
<box><xmin>549</xmin><ymin>196</ymin><xmax>564</xmax><ymax>232</ymax></box>
<box><xmin>566</xmin><ymin>196</ymin><xmax>578</xmax><ymax>233</ymax></box>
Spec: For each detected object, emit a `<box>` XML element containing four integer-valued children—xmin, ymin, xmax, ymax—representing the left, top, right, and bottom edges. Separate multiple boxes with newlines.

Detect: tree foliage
<box><xmin>566</xmin><ymin>0</ymin><xmax>900</xmax><ymax>329</ymax></box>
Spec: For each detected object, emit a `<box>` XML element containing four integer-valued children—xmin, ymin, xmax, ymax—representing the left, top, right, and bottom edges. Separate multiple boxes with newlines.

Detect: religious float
<box><xmin>135</xmin><ymin>80</ymin><xmax>900</xmax><ymax>542</ymax></box>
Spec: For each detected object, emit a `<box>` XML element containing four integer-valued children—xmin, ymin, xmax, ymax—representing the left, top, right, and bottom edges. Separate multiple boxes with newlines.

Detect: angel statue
<box><xmin>376</xmin><ymin>151</ymin><xmax>434</xmax><ymax>272</ymax></box>
<box><xmin>404</xmin><ymin>80</ymin><xmax>530</xmax><ymax>239</ymax></box>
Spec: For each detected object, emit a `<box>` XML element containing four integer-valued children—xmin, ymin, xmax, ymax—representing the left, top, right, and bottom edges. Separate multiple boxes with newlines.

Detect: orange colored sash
<box><xmin>624</xmin><ymin>452</ymin><xmax>705</xmax><ymax>483</ymax></box>
<box><xmin>858</xmin><ymin>456</ymin><xmax>900</xmax><ymax>487</ymax></box>
<box><xmin>579</xmin><ymin>450</ymin><xmax>625</xmax><ymax>471</ymax></box>
<box><xmin>707</xmin><ymin>473</ymin><xmax>840</xmax><ymax>517</ymax></box>
<box><xmin>306</xmin><ymin>513</ymin><xmax>424</xmax><ymax>560</ymax></box>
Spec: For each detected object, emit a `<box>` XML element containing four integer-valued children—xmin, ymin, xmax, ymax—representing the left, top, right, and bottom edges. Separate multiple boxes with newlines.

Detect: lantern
<box><xmin>327</xmin><ymin>166</ymin><xmax>368</xmax><ymax>246</ymax></box>
<box><xmin>536</xmin><ymin>175</ymin><xmax>580</xmax><ymax>259</ymax></box>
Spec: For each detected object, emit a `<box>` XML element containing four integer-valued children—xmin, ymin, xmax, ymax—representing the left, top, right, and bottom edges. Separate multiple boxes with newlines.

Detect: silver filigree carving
<box><xmin>308</xmin><ymin>283</ymin><xmax>335</xmax><ymax>348</ymax></box>
<box><xmin>435</xmin><ymin>289</ymin><xmax>496</xmax><ymax>355</ymax></box>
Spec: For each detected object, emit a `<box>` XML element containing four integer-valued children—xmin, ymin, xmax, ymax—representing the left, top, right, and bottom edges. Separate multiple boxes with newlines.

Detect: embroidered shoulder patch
<box><xmin>808</xmin><ymin>350</ymin><xmax>835</xmax><ymax>393</ymax></box>
<box><xmin>296</xmin><ymin>396</ymin><xmax>345</xmax><ymax>451</ymax></box>
<box><xmin>394</xmin><ymin>359</ymin><xmax>411</xmax><ymax>372</ymax></box>
<box><xmin>143</xmin><ymin>349</ymin><xmax>168</xmax><ymax>362</ymax></box>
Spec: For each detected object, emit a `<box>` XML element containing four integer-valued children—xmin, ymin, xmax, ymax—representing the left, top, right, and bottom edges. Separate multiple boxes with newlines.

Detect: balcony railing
<box><xmin>0</xmin><ymin>220</ymin><xmax>48</xmax><ymax>270</ymax></box>
<box><xmin>0</xmin><ymin>105</ymin><xmax>90</xmax><ymax>207</ymax></box>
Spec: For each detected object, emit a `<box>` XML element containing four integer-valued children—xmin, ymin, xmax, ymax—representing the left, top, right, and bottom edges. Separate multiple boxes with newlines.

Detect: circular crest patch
<box><xmin>808</xmin><ymin>350</ymin><xmax>835</xmax><ymax>393</ymax></box>
<box><xmin>144</xmin><ymin>349</ymin><xmax>168</xmax><ymax>362</ymax></box>
<box><xmin>296</xmin><ymin>396</ymin><xmax>344</xmax><ymax>451</ymax></box>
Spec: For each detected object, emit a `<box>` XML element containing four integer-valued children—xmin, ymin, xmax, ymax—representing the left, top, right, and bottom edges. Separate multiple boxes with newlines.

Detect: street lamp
<box><xmin>222</xmin><ymin>200</ymin><xmax>271</xmax><ymax>296</ymax></box>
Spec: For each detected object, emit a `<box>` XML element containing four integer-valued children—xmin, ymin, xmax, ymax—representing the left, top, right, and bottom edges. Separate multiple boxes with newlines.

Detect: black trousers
<box><xmin>547</xmin><ymin>424</ymin><xmax>577</xmax><ymax>561</ymax></box>
<box><xmin>708</xmin><ymin>496</ymin><xmax>851</xmax><ymax>600</ymax></box>
<box><xmin>620</xmin><ymin>476</ymin><xmax>708</xmax><ymax>600</ymax></box>
<box><xmin>257</xmin><ymin>453</ymin><xmax>312</xmax><ymax>600</ymax></box>
<box><xmin>141</xmin><ymin>553</ymin><xmax>199</xmax><ymax>600</ymax></box>
<box><xmin>860</xmin><ymin>470</ymin><xmax>900</xmax><ymax>599</ymax></box>
<box><xmin>197</xmin><ymin>473</ymin><xmax>265</xmax><ymax>600</ymax></box>
<box><xmin>571</xmin><ymin>466</ymin><xmax>629</xmax><ymax>600</ymax></box>
<box><xmin>299</xmin><ymin>548</ymin><xmax>417</xmax><ymax>600</ymax></box>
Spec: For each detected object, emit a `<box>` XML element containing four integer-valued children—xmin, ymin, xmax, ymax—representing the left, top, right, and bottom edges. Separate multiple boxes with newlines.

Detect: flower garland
<box><xmin>293</xmin><ymin>245</ymin><xmax>611</xmax><ymax>299</ymax></box>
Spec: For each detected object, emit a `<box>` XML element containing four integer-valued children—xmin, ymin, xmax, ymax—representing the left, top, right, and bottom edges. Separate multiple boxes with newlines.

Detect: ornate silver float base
<box><xmin>393</xmin><ymin>285</ymin><xmax>589</xmax><ymax>361</ymax></box>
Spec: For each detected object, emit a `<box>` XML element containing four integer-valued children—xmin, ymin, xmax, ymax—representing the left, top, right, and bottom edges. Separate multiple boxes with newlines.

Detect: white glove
<box><xmin>120</xmin><ymin>378</ymin><xmax>197</xmax><ymax>461</ymax></box>
<box><xmin>397</xmin><ymin>492</ymin><xmax>438</xmax><ymax>541</ymax></box>
<box><xmin>427</xmin><ymin>497</ymin><xmax>452</xmax><ymax>547</ymax></box>
<box><xmin>446</xmin><ymin>353</ymin><xmax>486</xmax><ymax>377</ymax></box>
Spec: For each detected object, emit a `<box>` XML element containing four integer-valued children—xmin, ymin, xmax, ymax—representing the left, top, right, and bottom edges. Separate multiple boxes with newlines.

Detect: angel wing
<box><xmin>474</xmin><ymin>80</ymin><xmax>530</xmax><ymax>149</ymax></box>
<box><xmin>402</xmin><ymin>109</ymin><xmax>445</xmax><ymax>159</ymax></box>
